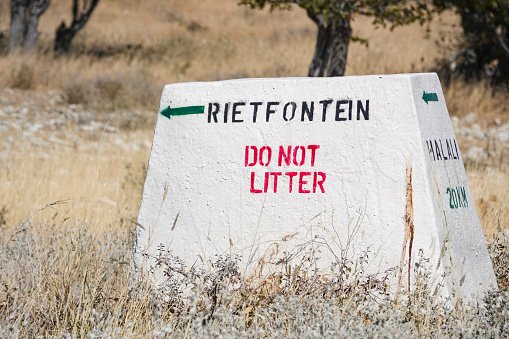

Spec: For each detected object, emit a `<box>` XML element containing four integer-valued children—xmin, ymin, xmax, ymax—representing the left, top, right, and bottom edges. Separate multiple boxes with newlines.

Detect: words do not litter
<box><xmin>245</xmin><ymin>145</ymin><xmax>326</xmax><ymax>194</ymax></box>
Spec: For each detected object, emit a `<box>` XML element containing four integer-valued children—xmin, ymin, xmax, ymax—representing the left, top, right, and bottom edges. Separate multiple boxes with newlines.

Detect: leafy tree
<box><xmin>433</xmin><ymin>0</ymin><xmax>509</xmax><ymax>83</ymax></box>
<box><xmin>55</xmin><ymin>0</ymin><xmax>100</xmax><ymax>53</ymax></box>
<box><xmin>239</xmin><ymin>0</ymin><xmax>432</xmax><ymax>77</ymax></box>
<box><xmin>9</xmin><ymin>0</ymin><xmax>51</xmax><ymax>51</ymax></box>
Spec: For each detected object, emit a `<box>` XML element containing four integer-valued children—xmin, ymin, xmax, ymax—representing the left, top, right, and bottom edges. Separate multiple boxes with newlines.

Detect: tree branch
<box><xmin>72</xmin><ymin>0</ymin><xmax>79</xmax><ymax>25</ymax></box>
<box><xmin>35</xmin><ymin>0</ymin><xmax>51</xmax><ymax>15</ymax></box>
<box><xmin>71</xmin><ymin>0</ymin><xmax>99</xmax><ymax>31</ymax></box>
<box><xmin>496</xmin><ymin>30</ymin><xmax>509</xmax><ymax>57</ymax></box>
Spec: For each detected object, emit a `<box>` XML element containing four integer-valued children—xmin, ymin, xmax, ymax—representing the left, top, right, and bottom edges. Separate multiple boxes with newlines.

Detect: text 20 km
<box><xmin>446</xmin><ymin>186</ymin><xmax>468</xmax><ymax>209</ymax></box>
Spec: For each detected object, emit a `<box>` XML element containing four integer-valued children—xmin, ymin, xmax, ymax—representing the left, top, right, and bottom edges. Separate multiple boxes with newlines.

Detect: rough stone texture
<box><xmin>133</xmin><ymin>74</ymin><xmax>497</xmax><ymax>300</ymax></box>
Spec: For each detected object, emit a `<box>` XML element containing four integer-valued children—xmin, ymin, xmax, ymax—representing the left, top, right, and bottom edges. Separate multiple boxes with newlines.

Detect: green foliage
<box><xmin>239</xmin><ymin>0</ymin><xmax>433</xmax><ymax>34</ymax></box>
<box><xmin>240</xmin><ymin>0</ymin><xmax>509</xmax><ymax>82</ymax></box>
<box><xmin>433</xmin><ymin>0</ymin><xmax>509</xmax><ymax>82</ymax></box>
<box><xmin>239</xmin><ymin>0</ymin><xmax>434</xmax><ymax>76</ymax></box>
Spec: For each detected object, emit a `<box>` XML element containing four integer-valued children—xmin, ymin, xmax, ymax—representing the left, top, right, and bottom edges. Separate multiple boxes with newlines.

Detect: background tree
<box><xmin>54</xmin><ymin>0</ymin><xmax>99</xmax><ymax>53</ymax></box>
<box><xmin>9</xmin><ymin>0</ymin><xmax>51</xmax><ymax>51</ymax></box>
<box><xmin>433</xmin><ymin>0</ymin><xmax>509</xmax><ymax>84</ymax></box>
<box><xmin>239</xmin><ymin>0</ymin><xmax>432</xmax><ymax>77</ymax></box>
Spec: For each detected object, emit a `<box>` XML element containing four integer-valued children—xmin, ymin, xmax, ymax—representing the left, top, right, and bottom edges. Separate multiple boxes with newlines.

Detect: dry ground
<box><xmin>0</xmin><ymin>0</ymin><xmax>508</xmax><ymax>337</ymax></box>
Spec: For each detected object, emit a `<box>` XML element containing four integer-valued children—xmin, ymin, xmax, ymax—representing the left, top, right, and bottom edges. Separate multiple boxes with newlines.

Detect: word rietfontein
<box><xmin>208</xmin><ymin>100</ymin><xmax>370</xmax><ymax>123</ymax></box>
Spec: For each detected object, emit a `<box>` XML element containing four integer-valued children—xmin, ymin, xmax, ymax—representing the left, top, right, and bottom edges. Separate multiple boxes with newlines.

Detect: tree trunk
<box><xmin>8</xmin><ymin>0</ymin><xmax>50</xmax><ymax>52</ymax></box>
<box><xmin>9</xmin><ymin>0</ymin><xmax>27</xmax><ymax>50</ymax></box>
<box><xmin>458</xmin><ymin>11</ymin><xmax>493</xmax><ymax>77</ymax></box>
<box><xmin>306</xmin><ymin>10</ymin><xmax>352</xmax><ymax>77</ymax></box>
<box><xmin>326</xmin><ymin>18</ymin><xmax>352</xmax><ymax>77</ymax></box>
<box><xmin>54</xmin><ymin>0</ymin><xmax>100</xmax><ymax>53</ymax></box>
<box><xmin>54</xmin><ymin>21</ymin><xmax>76</xmax><ymax>53</ymax></box>
<box><xmin>308</xmin><ymin>24</ymin><xmax>329</xmax><ymax>77</ymax></box>
<box><xmin>496</xmin><ymin>29</ymin><xmax>509</xmax><ymax>81</ymax></box>
<box><xmin>24</xmin><ymin>0</ymin><xmax>43</xmax><ymax>50</ymax></box>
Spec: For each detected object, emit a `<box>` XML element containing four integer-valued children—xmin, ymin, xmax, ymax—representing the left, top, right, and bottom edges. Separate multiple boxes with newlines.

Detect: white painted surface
<box><xmin>133</xmin><ymin>73</ymin><xmax>497</xmax><ymax>299</ymax></box>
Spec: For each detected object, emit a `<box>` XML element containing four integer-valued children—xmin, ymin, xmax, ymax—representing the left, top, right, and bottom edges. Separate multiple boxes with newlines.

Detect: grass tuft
<box><xmin>9</xmin><ymin>62</ymin><xmax>35</xmax><ymax>90</ymax></box>
<box><xmin>61</xmin><ymin>69</ymin><xmax>160</xmax><ymax>112</ymax></box>
<box><xmin>0</xmin><ymin>222</ymin><xmax>507</xmax><ymax>337</ymax></box>
<box><xmin>488</xmin><ymin>231</ymin><xmax>509</xmax><ymax>290</ymax></box>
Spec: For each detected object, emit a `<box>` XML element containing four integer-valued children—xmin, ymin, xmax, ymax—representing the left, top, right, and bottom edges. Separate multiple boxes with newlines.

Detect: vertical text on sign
<box><xmin>446</xmin><ymin>186</ymin><xmax>468</xmax><ymax>209</ymax></box>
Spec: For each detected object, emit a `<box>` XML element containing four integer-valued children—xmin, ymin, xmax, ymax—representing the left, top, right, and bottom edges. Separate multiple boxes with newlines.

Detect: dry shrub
<box><xmin>113</xmin><ymin>109</ymin><xmax>157</xmax><ymax>130</ymax></box>
<box><xmin>0</xmin><ymin>206</ymin><xmax>7</xmax><ymax>227</ymax></box>
<box><xmin>94</xmin><ymin>75</ymin><xmax>125</xmax><ymax>110</ymax></box>
<box><xmin>488</xmin><ymin>231</ymin><xmax>509</xmax><ymax>290</ymax></box>
<box><xmin>61</xmin><ymin>69</ymin><xmax>160</xmax><ymax>111</ymax></box>
<box><xmin>119</xmin><ymin>70</ymin><xmax>160</xmax><ymax>111</ymax></box>
<box><xmin>62</xmin><ymin>77</ymin><xmax>91</xmax><ymax>104</ymax></box>
<box><xmin>9</xmin><ymin>62</ymin><xmax>34</xmax><ymax>90</ymax></box>
<box><xmin>187</xmin><ymin>20</ymin><xmax>207</xmax><ymax>32</ymax></box>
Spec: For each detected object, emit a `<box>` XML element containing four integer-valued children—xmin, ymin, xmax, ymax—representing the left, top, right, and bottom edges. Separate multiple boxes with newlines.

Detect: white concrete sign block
<box><xmin>133</xmin><ymin>73</ymin><xmax>497</xmax><ymax>299</ymax></box>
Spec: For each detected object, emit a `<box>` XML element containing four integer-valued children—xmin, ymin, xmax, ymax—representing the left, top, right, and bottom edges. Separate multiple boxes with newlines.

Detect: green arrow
<box><xmin>160</xmin><ymin>105</ymin><xmax>205</xmax><ymax>120</ymax></box>
<box><xmin>422</xmin><ymin>91</ymin><xmax>438</xmax><ymax>104</ymax></box>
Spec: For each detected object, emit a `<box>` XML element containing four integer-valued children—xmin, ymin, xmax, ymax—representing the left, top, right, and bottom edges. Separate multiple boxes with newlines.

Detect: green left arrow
<box><xmin>422</xmin><ymin>91</ymin><xmax>438</xmax><ymax>104</ymax></box>
<box><xmin>160</xmin><ymin>105</ymin><xmax>205</xmax><ymax>120</ymax></box>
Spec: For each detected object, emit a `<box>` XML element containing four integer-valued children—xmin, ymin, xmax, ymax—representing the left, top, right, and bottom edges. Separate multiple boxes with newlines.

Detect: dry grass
<box><xmin>0</xmin><ymin>0</ymin><xmax>508</xmax><ymax>337</ymax></box>
<box><xmin>0</xmin><ymin>127</ymin><xmax>151</xmax><ymax>230</ymax></box>
<box><xmin>444</xmin><ymin>79</ymin><xmax>509</xmax><ymax>120</ymax></box>
<box><xmin>468</xmin><ymin>166</ymin><xmax>509</xmax><ymax>237</ymax></box>
<box><xmin>0</xmin><ymin>221</ymin><xmax>507</xmax><ymax>337</ymax></box>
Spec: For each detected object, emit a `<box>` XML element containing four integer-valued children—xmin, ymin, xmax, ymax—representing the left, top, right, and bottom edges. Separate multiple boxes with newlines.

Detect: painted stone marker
<box><xmin>133</xmin><ymin>73</ymin><xmax>497</xmax><ymax>299</ymax></box>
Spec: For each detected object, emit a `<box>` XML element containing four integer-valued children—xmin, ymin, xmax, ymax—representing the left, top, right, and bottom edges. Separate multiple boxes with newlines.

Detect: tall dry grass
<box><xmin>468</xmin><ymin>166</ymin><xmax>509</xmax><ymax>237</ymax></box>
<box><xmin>0</xmin><ymin>219</ymin><xmax>507</xmax><ymax>337</ymax></box>
<box><xmin>0</xmin><ymin>0</ymin><xmax>508</xmax><ymax>337</ymax></box>
<box><xmin>0</xmin><ymin>127</ymin><xmax>150</xmax><ymax>230</ymax></box>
